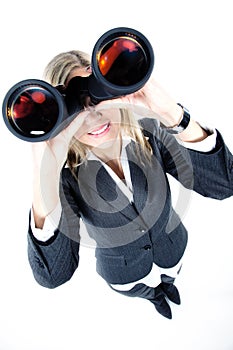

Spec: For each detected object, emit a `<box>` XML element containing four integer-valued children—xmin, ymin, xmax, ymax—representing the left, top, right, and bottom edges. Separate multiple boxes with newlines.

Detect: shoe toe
<box><xmin>151</xmin><ymin>297</ymin><xmax>172</xmax><ymax>319</ymax></box>
<box><xmin>155</xmin><ymin>299</ymin><xmax>172</xmax><ymax>319</ymax></box>
<box><xmin>162</xmin><ymin>283</ymin><xmax>181</xmax><ymax>305</ymax></box>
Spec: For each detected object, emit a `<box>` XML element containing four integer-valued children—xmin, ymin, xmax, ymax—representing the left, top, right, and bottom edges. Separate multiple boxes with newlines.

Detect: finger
<box><xmin>62</xmin><ymin>110</ymin><xmax>89</xmax><ymax>140</ymax></box>
<box><xmin>96</xmin><ymin>99</ymin><xmax>161</xmax><ymax>121</ymax></box>
<box><xmin>95</xmin><ymin>99</ymin><xmax>132</xmax><ymax>111</ymax></box>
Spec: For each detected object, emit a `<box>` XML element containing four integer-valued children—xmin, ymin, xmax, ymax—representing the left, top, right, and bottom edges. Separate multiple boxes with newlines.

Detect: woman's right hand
<box><xmin>31</xmin><ymin>110</ymin><xmax>88</xmax><ymax>228</ymax></box>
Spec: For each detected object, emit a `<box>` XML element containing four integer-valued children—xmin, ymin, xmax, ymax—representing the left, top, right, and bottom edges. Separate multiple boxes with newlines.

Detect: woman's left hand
<box><xmin>97</xmin><ymin>76</ymin><xmax>209</xmax><ymax>143</ymax></box>
<box><xmin>97</xmin><ymin>77</ymin><xmax>183</xmax><ymax>127</ymax></box>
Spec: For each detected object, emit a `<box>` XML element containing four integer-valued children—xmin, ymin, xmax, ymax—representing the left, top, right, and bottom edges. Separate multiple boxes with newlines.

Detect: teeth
<box><xmin>89</xmin><ymin>123</ymin><xmax>109</xmax><ymax>135</ymax></box>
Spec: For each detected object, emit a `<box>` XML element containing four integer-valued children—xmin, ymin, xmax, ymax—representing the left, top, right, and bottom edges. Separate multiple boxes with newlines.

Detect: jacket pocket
<box><xmin>95</xmin><ymin>247</ymin><xmax>153</xmax><ymax>284</ymax></box>
<box><xmin>96</xmin><ymin>253</ymin><xmax>126</xmax><ymax>267</ymax></box>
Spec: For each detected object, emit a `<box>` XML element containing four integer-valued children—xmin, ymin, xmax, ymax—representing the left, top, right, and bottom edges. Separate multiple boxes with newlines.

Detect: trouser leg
<box><xmin>160</xmin><ymin>274</ymin><xmax>175</xmax><ymax>284</ymax></box>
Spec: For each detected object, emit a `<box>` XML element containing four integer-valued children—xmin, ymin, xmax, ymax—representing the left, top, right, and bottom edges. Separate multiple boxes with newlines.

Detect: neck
<box><xmin>91</xmin><ymin>136</ymin><xmax>125</xmax><ymax>179</ymax></box>
<box><xmin>91</xmin><ymin>136</ymin><xmax>122</xmax><ymax>163</ymax></box>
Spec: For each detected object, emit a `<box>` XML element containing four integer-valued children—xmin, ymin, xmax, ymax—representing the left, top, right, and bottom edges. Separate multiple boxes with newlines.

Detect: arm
<box><xmin>28</xmin><ymin>110</ymin><xmax>89</xmax><ymax>287</ymax></box>
<box><xmin>97</xmin><ymin>77</ymin><xmax>208</xmax><ymax>143</ymax></box>
<box><xmin>31</xmin><ymin>110</ymin><xmax>88</xmax><ymax>228</ymax></box>
<box><xmin>137</xmin><ymin>79</ymin><xmax>209</xmax><ymax>143</ymax></box>
<box><xmin>28</xmin><ymin>223</ymin><xmax>80</xmax><ymax>289</ymax></box>
<box><xmin>28</xmin><ymin>171</ymin><xmax>82</xmax><ymax>289</ymax></box>
<box><xmin>156</xmin><ymin>123</ymin><xmax>233</xmax><ymax>200</ymax></box>
<box><xmin>183</xmin><ymin>130</ymin><xmax>233</xmax><ymax>199</ymax></box>
<box><xmin>99</xmin><ymin>77</ymin><xmax>232</xmax><ymax>199</ymax></box>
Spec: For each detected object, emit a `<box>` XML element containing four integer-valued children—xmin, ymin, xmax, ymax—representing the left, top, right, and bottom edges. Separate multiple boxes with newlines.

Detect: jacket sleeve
<box><xmin>27</xmin><ymin>171</ymin><xmax>81</xmax><ymax>289</ymax></box>
<box><xmin>157</xmin><ymin>127</ymin><xmax>233</xmax><ymax>200</ymax></box>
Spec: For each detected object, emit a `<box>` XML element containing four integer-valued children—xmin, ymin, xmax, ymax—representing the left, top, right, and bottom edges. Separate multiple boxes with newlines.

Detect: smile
<box><xmin>88</xmin><ymin>122</ymin><xmax>110</xmax><ymax>137</ymax></box>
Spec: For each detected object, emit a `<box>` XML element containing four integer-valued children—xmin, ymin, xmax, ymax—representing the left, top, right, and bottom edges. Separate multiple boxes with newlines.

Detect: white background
<box><xmin>0</xmin><ymin>0</ymin><xmax>233</xmax><ymax>349</ymax></box>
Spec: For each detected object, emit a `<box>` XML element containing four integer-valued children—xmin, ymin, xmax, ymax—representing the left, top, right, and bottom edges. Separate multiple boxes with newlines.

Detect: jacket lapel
<box><xmin>77</xmin><ymin>141</ymin><xmax>149</xmax><ymax>221</ymax></box>
<box><xmin>126</xmin><ymin>142</ymin><xmax>148</xmax><ymax>213</ymax></box>
<box><xmin>78</xmin><ymin>160</ymin><xmax>137</xmax><ymax>220</ymax></box>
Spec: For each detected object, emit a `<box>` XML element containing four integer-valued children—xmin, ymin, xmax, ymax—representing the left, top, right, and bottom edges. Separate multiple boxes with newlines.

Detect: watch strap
<box><xmin>161</xmin><ymin>103</ymin><xmax>191</xmax><ymax>134</ymax></box>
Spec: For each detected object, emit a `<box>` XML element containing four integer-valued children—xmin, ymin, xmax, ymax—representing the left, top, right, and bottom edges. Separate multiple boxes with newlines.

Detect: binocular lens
<box><xmin>9</xmin><ymin>87</ymin><xmax>59</xmax><ymax>136</ymax></box>
<box><xmin>2</xmin><ymin>80</ymin><xmax>67</xmax><ymax>141</ymax></box>
<box><xmin>97</xmin><ymin>37</ymin><xmax>148</xmax><ymax>86</ymax></box>
<box><xmin>91</xmin><ymin>28</ymin><xmax>154</xmax><ymax>98</ymax></box>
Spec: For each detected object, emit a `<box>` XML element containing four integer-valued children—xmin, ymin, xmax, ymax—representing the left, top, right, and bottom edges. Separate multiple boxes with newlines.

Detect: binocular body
<box><xmin>2</xmin><ymin>27</ymin><xmax>154</xmax><ymax>142</ymax></box>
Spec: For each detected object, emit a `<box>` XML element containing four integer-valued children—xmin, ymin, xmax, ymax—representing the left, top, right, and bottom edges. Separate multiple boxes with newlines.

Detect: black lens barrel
<box><xmin>91</xmin><ymin>27</ymin><xmax>154</xmax><ymax>97</ymax></box>
<box><xmin>2</xmin><ymin>79</ymin><xmax>68</xmax><ymax>142</ymax></box>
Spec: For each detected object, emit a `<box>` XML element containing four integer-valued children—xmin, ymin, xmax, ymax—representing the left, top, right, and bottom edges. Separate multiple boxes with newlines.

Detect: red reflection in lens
<box><xmin>99</xmin><ymin>38</ymin><xmax>138</xmax><ymax>76</ymax></box>
<box><xmin>118</xmin><ymin>39</ymin><xmax>137</xmax><ymax>52</ymax></box>
<box><xmin>31</xmin><ymin>91</ymin><xmax>46</xmax><ymax>104</ymax></box>
<box><xmin>13</xmin><ymin>95</ymin><xmax>34</xmax><ymax>119</ymax></box>
<box><xmin>13</xmin><ymin>90</ymin><xmax>46</xmax><ymax>119</ymax></box>
<box><xmin>9</xmin><ymin>87</ymin><xmax>60</xmax><ymax>136</ymax></box>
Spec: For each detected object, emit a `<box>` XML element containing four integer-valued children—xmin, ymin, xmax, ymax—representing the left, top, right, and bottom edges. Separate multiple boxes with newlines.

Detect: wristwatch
<box><xmin>161</xmin><ymin>103</ymin><xmax>191</xmax><ymax>134</ymax></box>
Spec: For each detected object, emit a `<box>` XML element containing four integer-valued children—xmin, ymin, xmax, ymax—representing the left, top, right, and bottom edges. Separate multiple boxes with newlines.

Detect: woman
<box><xmin>28</xmin><ymin>50</ymin><xmax>233</xmax><ymax>320</ymax></box>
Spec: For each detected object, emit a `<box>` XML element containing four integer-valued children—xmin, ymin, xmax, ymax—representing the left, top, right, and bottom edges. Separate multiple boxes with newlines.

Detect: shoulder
<box><xmin>138</xmin><ymin>117</ymin><xmax>160</xmax><ymax>136</ymax></box>
<box><xmin>60</xmin><ymin>164</ymin><xmax>79</xmax><ymax>186</ymax></box>
<box><xmin>138</xmin><ymin>117</ymin><xmax>170</xmax><ymax>148</ymax></box>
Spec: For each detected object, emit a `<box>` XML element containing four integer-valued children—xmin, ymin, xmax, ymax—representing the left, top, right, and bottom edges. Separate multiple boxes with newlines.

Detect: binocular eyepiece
<box><xmin>2</xmin><ymin>27</ymin><xmax>154</xmax><ymax>142</ymax></box>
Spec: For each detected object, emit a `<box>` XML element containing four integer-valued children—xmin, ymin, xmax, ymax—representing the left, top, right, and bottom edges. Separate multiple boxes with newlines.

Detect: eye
<box><xmin>96</xmin><ymin>111</ymin><xmax>103</xmax><ymax>118</ymax></box>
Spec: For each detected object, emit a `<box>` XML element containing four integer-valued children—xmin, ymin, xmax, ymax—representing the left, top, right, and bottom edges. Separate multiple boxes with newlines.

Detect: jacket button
<box><xmin>143</xmin><ymin>244</ymin><xmax>152</xmax><ymax>250</ymax></box>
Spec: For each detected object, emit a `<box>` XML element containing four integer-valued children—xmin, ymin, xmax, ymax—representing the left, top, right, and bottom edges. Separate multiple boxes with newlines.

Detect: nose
<box><xmin>85</xmin><ymin>65</ymin><xmax>92</xmax><ymax>73</ymax></box>
<box><xmin>84</xmin><ymin>107</ymin><xmax>102</xmax><ymax>125</ymax></box>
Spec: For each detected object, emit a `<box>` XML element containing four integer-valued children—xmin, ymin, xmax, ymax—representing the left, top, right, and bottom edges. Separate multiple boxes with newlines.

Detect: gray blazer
<box><xmin>27</xmin><ymin>118</ymin><xmax>233</xmax><ymax>288</ymax></box>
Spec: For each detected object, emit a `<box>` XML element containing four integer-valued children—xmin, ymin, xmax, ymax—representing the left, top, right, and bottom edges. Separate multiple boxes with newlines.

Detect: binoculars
<box><xmin>2</xmin><ymin>27</ymin><xmax>154</xmax><ymax>142</ymax></box>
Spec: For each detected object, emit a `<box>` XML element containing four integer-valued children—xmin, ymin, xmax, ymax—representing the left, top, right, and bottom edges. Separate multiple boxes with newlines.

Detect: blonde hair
<box><xmin>43</xmin><ymin>50</ymin><xmax>91</xmax><ymax>86</ymax></box>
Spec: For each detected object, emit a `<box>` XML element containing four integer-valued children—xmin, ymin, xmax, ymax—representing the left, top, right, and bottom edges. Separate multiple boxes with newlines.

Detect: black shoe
<box><xmin>150</xmin><ymin>285</ymin><xmax>172</xmax><ymax>319</ymax></box>
<box><xmin>152</xmin><ymin>297</ymin><xmax>172</xmax><ymax>319</ymax></box>
<box><xmin>161</xmin><ymin>282</ymin><xmax>181</xmax><ymax>305</ymax></box>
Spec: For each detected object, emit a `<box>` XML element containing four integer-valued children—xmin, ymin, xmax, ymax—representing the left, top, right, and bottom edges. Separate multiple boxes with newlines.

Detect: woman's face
<box><xmin>66</xmin><ymin>66</ymin><xmax>121</xmax><ymax>151</ymax></box>
<box><xmin>75</xmin><ymin>107</ymin><xmax>122</xmax><ymax>150</ymax></box>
